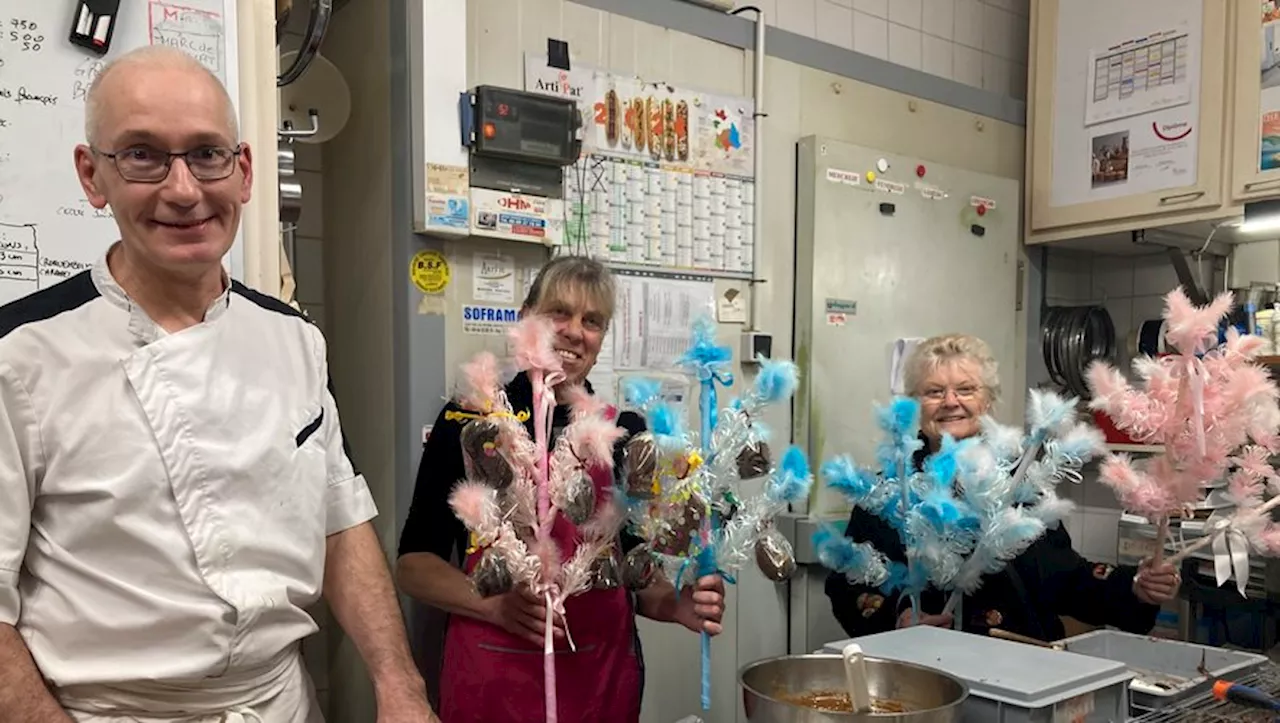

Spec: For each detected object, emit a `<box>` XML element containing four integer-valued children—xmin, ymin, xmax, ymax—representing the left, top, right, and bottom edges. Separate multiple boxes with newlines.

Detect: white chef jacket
<box><xmin>0</xmin><ymin>252</ymin><xmax>378</xmax><ymax>697</ymax></box>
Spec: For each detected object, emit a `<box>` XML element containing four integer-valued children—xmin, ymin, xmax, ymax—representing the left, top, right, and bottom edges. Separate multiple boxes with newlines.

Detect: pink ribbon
<box><xmin>530</xmin><ymin>370</ymin><xmax>557</xmax><ymax>723</ymax></box>
<box><xmin>543</xmin><ymin>590</ymin><xmax>558</xmax><ymax>723</ymax></box>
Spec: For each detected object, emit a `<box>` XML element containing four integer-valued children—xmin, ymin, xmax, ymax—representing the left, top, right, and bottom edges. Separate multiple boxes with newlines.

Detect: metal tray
<box><xmin>1060</xmin><ymin>630</ymin><xmax>1269</xmax><ymax>711</ymax></box>
<box><xmin>1130</xmin><ymin>664</ymin><xmax>1280</xmax><ymax>723</ymax></box>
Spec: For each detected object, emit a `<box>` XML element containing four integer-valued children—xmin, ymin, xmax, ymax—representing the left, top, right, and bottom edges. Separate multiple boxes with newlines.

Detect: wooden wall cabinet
<box><xmin>1025</xmin><ymin>0</ymin><xmax>1244</xmax><ymax>246</ymax></box>
<box><xmin>1230</xmin><ymin>3</ymin><xmax>1280</xmax><ymax>203</ymax></box>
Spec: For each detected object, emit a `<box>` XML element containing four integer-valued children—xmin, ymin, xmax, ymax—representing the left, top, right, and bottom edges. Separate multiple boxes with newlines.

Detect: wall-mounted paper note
<box><xmin>890</xmin><ymin>337</ymin><xmax>925</xmax><ymax>395</ymax></box>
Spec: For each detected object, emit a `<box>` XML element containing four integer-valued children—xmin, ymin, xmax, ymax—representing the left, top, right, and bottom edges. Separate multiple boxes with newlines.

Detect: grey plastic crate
<box><xmin>1059</xmin><ymin>629</ymin><xmax>1269</xmax><ymax>712</ymax></box>
<box><xmin>823</xmin><ymin>627</ymin><xmax>1132</xmax><ymax>723</ymax></box>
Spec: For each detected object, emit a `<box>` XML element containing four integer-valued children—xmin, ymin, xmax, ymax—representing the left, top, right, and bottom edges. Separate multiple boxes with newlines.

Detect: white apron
<box><xmin>56</xmin><ymin>647</ymin><xmax>322</xmax><ymax>723</ymax></box>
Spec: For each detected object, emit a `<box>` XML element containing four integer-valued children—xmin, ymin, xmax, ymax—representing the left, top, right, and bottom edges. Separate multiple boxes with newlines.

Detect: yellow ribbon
<box><xmin>686</xmin><ymin>450</ymin><xmax>704</xmax><ymax>473</ymax></box>
<box><xmin>467</xmin><ymin>530</ymin><xmax>499</xmax><ymax>555</ymax></box>
<box><xmin>444</xmin><ymin>409</ymin><xmax>530</xmax><ymax>423</ymax></box>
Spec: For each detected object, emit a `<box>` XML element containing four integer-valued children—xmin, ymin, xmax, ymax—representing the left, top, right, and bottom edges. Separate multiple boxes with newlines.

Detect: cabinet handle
<box><xmin>1244</xmin><ymin>179</ymin><xmax>1280</xmax><ymax>192</ymax></box>
<box><xmin>1158</xmin><ymin>191</ymin><xmax>1206</xmax><ymax>205</ymax></box>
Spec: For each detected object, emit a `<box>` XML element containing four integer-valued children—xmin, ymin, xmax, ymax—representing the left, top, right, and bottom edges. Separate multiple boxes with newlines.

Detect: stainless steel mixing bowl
<box><xmin>740</xmin><ymin>654</ymin><xmax>969</xmax><ymax>723</ymax></box>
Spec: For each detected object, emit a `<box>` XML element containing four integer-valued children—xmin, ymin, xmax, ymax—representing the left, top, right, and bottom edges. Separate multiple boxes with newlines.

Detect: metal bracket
<box><xmin>1130</xmin><ymin>229</ymin><xmax>1213</xmax><ymax>306</ymax></box>
<box><xmin>1166</xmin><ymin>248</ymin><xmax>1210</xmax><ymax>307</ymax></box>
<box><xmin>278</xmin><ymin>110</ymin><xmax>321</xmax><ymax>141</ymax></box>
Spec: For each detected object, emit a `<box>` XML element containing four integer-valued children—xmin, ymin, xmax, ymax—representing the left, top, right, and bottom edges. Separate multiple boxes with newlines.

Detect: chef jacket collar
<box><xmin>92</xmin><ymin>243</ymin><xmax>233</xmax><ymax>345</ymax></box>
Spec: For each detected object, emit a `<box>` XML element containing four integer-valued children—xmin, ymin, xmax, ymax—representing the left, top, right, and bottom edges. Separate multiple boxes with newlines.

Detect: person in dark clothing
<box><xmin>395</xmin><ymin>256</ymin><xmax>725</xmax><ymax>723</ymax></box>
<box><xmin>827</xmin><ymin>334</ymin><xmax>1181</xmax><ymax>642</ymax></box>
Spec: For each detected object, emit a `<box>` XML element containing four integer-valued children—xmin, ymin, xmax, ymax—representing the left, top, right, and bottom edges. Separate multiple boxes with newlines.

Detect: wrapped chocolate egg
<box><xmin>470</xmin><ymin>549</ymin><xmax>514</xmax><ymax>597</ymax></box>
<box><xmin>622</xmin><ymin>544</ymin><xmax>657</xmax><ymax>589</ymax></box>
<box><xmin>460</xmin><ymin>419</ymin><xmax>514</xmax><ymax>490</ymax></box>
<box><xmin>560</xmin><ymin>472</ymin><xmax>597</xmax><ymax>526</ymax></box>
<box><xmin>622</xmin><ymin>433</ymin><xmax>658</xmax><ymax>499</ymax></box>
<box><xmin>654</xmin><ymin>493</ymin><xmax>707</xmax><ymax>555</ymax></box>
<box><xmin>591</xmin><ymin>552</ymin><xmax>622</xmax><ymax>590</ymax></box>
<box><xmin>754</xmin><ymin>526</ymin><xmax>797</xmax><ymax>582</ymax></box>
<box><xmin>737</xmin><ymin>441</ymin><xmax>771</xmax><ymax>479</ymax></box>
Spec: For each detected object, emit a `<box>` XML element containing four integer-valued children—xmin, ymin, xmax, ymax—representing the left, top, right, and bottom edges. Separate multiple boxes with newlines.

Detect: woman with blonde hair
<box><xmin>826</xmin><ymin>333</ymin><xmax>1180</xmax><ymax>641</ymax></box>
<box><xmin>396</xmin><ymin>256</ymin><xmax>725</xmax><ymax>722</ymax></box>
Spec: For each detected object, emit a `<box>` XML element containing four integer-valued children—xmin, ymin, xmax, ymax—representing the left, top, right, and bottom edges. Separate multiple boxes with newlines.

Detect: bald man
<box><xmin>0</xmin><ymin>46</ymin><xmax>437</xmax><ymax>722</ymax></box>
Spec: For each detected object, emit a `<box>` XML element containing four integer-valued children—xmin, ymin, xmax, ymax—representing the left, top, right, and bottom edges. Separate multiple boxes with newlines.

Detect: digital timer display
<box><xmin>470</xmin><ymin>86</ymin><xmax>580</xmax><ymax>167</ymax></box>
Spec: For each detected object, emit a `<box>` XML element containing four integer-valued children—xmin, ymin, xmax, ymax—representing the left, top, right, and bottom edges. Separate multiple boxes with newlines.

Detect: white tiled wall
<box><xmin>741</xmin><ymin>0</ymin><xmax>1029</xmax><ymax>99</ymax></box>
<box><xmin>1037</xmin><ymin>248</ymin><xmax>1225</xmax><ymax>565</ymax></box>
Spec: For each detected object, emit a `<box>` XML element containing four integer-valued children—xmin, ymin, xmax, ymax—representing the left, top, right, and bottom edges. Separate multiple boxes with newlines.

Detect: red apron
<box><xmin>439</xmin><ymin>467</ymin><xmax>643</xmax><ymax>723</ymax></box>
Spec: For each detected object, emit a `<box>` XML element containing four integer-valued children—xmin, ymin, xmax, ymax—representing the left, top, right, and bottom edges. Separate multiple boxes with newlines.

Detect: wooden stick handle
<box><xmin>1164</xmin><ymin>533</ymin><xmax>1214</xmax><ymax>567</ymax></box>
<box><xmin>990</xmin><ymin>628</ymin><xmax>1059</xmax><ymax>649</ymax></box>
<box><xmin>1151</xmin><ymin>515</ymin><xmax>1169</xmax><ymax>567</ymax></box>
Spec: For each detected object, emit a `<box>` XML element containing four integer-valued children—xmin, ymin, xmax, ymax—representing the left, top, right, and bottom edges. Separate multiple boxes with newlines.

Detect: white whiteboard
<box><xmin>0</xmin><ymin>0</ymin><xmax>241</xmax><ymax>308</ymax></box>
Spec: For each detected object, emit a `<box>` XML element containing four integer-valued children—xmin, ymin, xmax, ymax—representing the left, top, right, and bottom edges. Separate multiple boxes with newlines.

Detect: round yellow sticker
<box><xmin>410</xmin><ymin>250</ymin><xmax>450</xmax><ymax>294</ymax></box>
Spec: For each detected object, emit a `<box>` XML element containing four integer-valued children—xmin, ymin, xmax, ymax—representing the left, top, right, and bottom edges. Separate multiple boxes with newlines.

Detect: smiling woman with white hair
<box><xmin>825</xmin><ymin>333</ymin><xmax>1181</xmax><ymax>643</ymax></box>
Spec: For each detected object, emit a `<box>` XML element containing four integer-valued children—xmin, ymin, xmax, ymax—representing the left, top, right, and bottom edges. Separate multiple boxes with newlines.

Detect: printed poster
<box><xmin>1261</xmin><ymin>4</ymin><xmax>1280</xmax><ymax>170</ymax></box>
<box><xmin>1084</xmin><ymin>26</ymin><xmax>1193</xmax><ymax>127</ymax></box>
<box><xmin>472</xmin><ymin>252</ymin><xmax>515</xmax><ymax>303</ymax></box>
<box><xmin>522</xmin><ymin>53</ymin><xmax>755</xmax><ymax>180</ymax></box>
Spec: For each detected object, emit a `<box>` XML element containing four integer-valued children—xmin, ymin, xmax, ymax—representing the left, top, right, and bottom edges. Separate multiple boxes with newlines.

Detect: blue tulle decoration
<box><xmin>648</xmin><ymin>402</ymin><xmax>683</xmax><ymax>439</ymax></box>
<box><xmin>768</xmin><ymin>445</ymin><xmax>812</xmax><ymax>504</ymax></box>
<box><xmin>623</xmin><ymin>377</ymin><xmax>663</xmax><ymax>409</ymax></box>
<box><xmin>753</xmin><ymin>357</ymin><xmax>799</xmax><ymax>404</ymax></box>
<box><xmin>814</xmin><ymin>523</ymin><xmax>889</xmax><ymax>588</ymax></box>
<box><xmin>812</xmin><ymin>387</ymin><xmax>1105</xmax><ymax>624</ymax></box>
<box><xmin>821</xmin><ymin>456</ymin><xmax>876</xmax><ymax>502</ymax></box>
<box><xmin>677</xmin><ymin>315</ymin><xmax>734</xmax><ymax>382</ymax></box>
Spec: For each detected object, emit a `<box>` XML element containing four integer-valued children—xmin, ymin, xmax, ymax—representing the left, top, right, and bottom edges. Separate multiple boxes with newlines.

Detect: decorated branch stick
<box><xmin>1164</xmin><ymin>445</ymin><xmax>1280</xmax><ymax>593</ymax></box>
<box><xmin>511</xmin><ymin>317</ymin><xmax>569</xmax><ymax>723</ymax></box>
<box><xmin>816</xmin><ymin>397</ymin><xmax>928</xmax><ymax>620</ymax></box>
<box><xmin>816</xmin><ymin>390</ymin><xmax>1093</xmax><ymax>628</ymax></box>
<box><xmin>447</xmin><ymin>315</ymin><xmax>625</xmax><ymax>723</ymax></box>
<box><xmin>620</xmin><ymin>324</ymin><xmax>809</xmax><ymax>712</ymax></box>
<box><xmin>1087</xmin><ymin>288</ymin><xmax>1280</xmax><ymax>593</ymax></box>
<box><xmin>675</xmin><ymin>315</ymin><xmax>734</xmax><ymax>711</ymax></box>
<box><xmin>939</xmin><ymin>389</ymin><xmax>1104</xmax><ymax>617</ymax></box>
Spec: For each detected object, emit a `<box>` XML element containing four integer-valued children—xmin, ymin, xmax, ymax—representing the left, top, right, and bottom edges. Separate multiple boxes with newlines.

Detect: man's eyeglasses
<box><xmin>921</xmin><ymin>385</ymin><xmax>982</xmax><ymax>403</ymax></box>
<box><xmin>94</xmin><ymin>144</ymin><xmax>243</xmax><ymax>183</ymax></box>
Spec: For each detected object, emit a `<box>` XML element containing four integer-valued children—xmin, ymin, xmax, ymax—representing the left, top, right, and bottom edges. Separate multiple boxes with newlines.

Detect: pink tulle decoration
<box><xmin>531</xmin><ymin>537</ymin><xmax>562</xmax><ymax>579</ymax></box>
<box><xmin>1096</xmin><ymin>455</ymin><xmax>1173</xmax><ymax>516</ymax></box>
<box><xmin>509</xmin><ymin>314</ymin><xmax>564</xmax><ymax>375</ymax></box>
<box><xmin>564</xmin><ymin>415</ymin><xmax>626</xmax><ymax>469</ymax></box>
<box><xmin>1087</xmin><ymin>286</ymin><xmax>1280</xmax><ymax>578</ymax></box>
<box><xmin>450</xmin><ymin>482</ymin><xmax>493</xmax><ymax>524</ymax></box>
<box><xmin>449</xmin><ymin>481</ymin><xmax>503</xmax><ymax>541</ymax></box>
<box><xmin>1259</xmin><ymin>527</ymin><xmax>1280</xmax><ymax>555</ymax></box>
<box><xmin>1163</xmin><ymin>288</ymin><xmax>1233</xmax><ymax>355</ymax></box>
<box><xmin>458</xmin><ymin>351</ymin><xmax>503</xmax><ymax>411</ymax></box>
<box><xmin>581</xmin><ymin>493</ymin><xmax>624</xmax><ymax>540</ymax></box>
<box><xmin>566</xmin><ymin>384</ymin><xmax>608</xmax><ymax>420</ymax></box>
